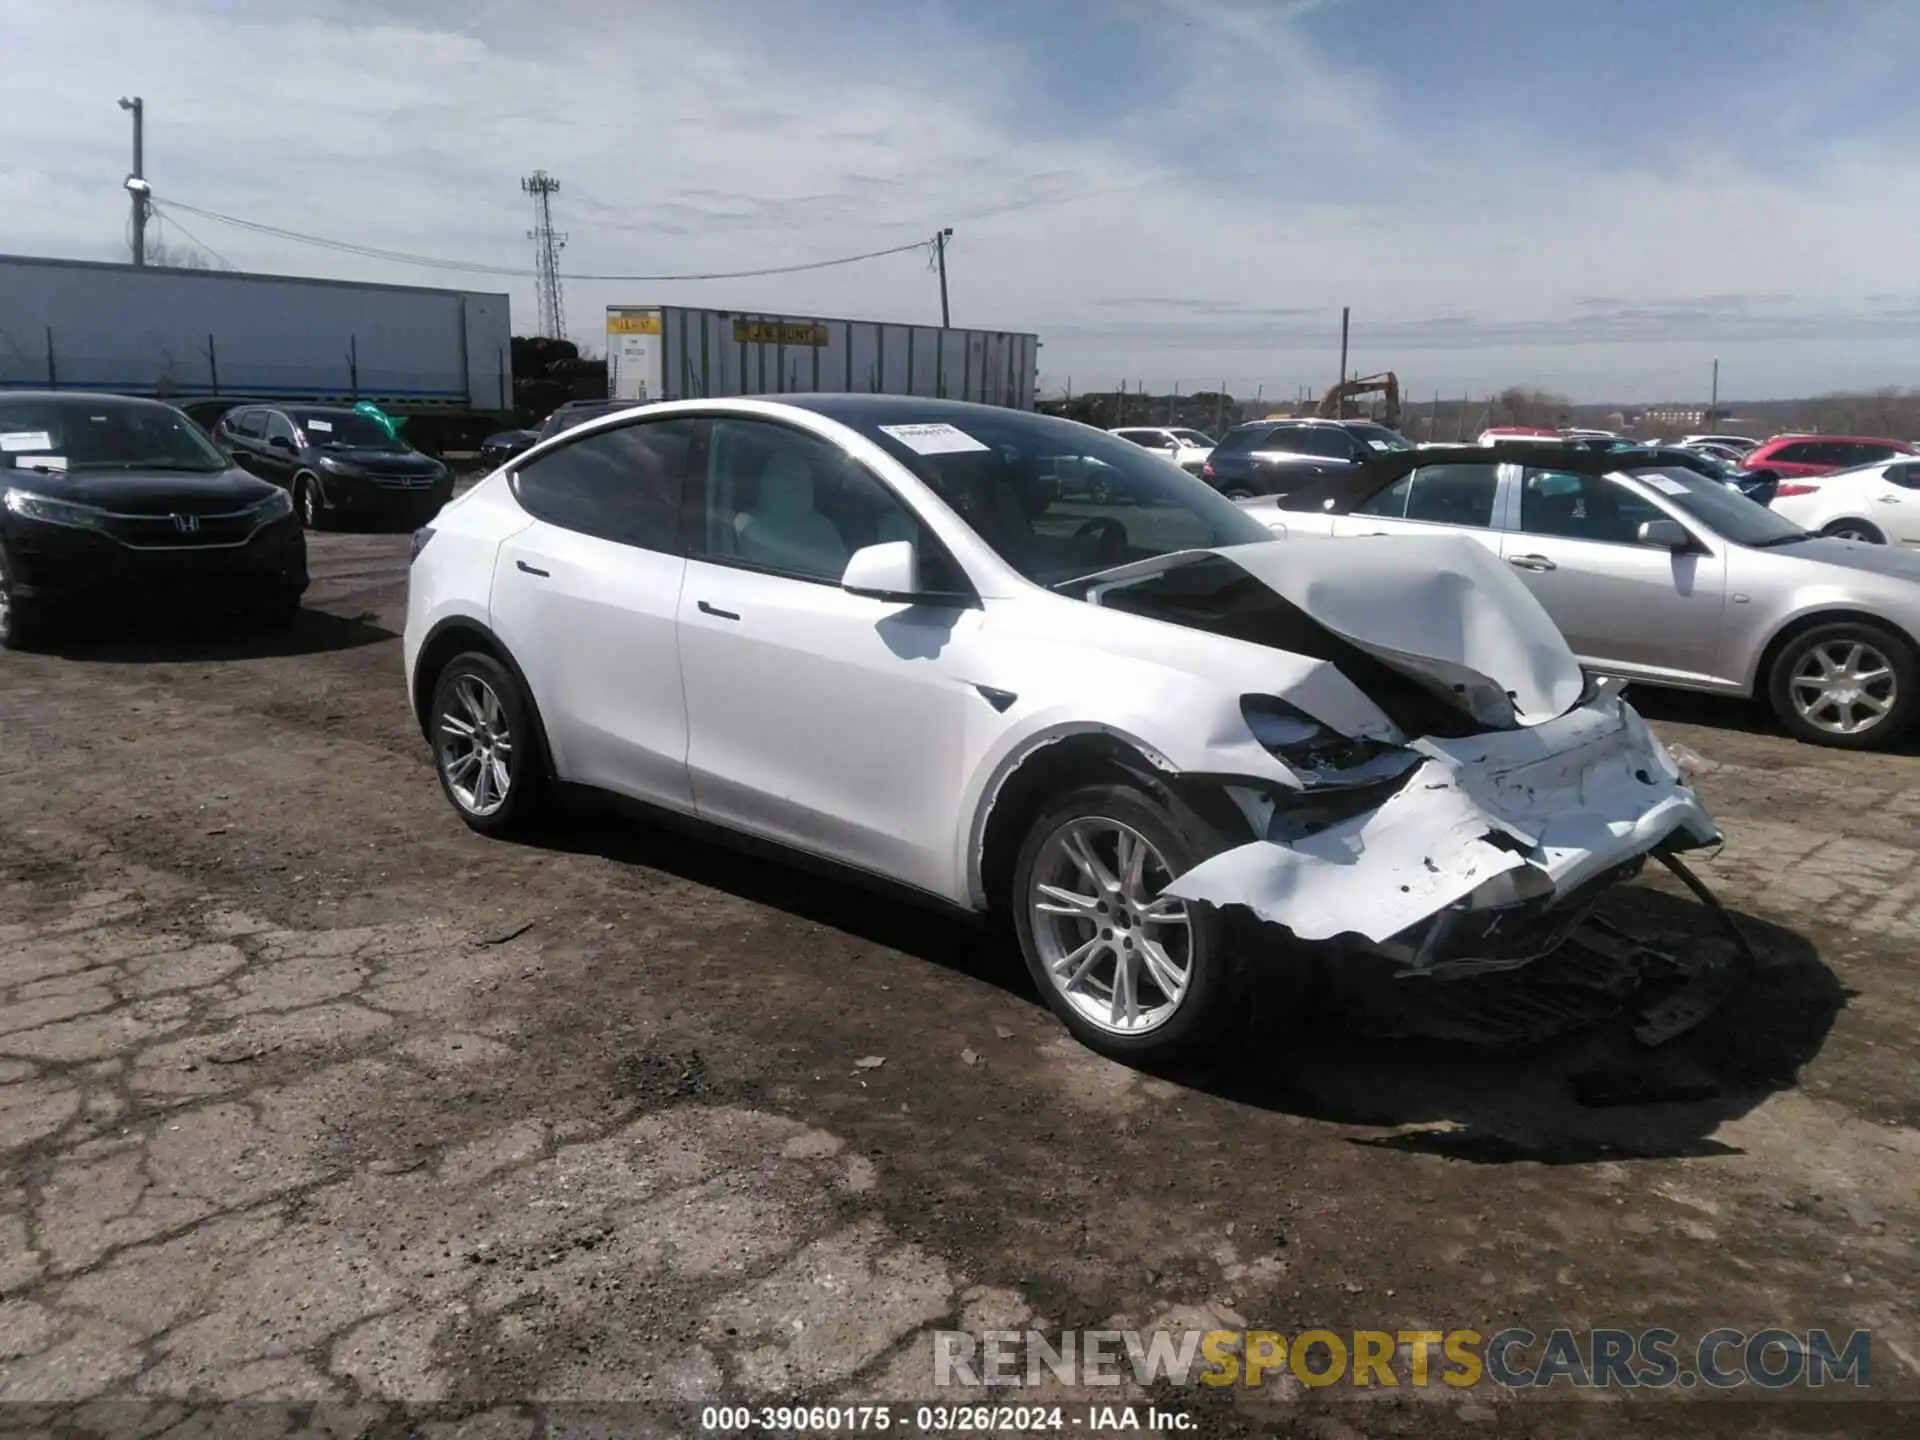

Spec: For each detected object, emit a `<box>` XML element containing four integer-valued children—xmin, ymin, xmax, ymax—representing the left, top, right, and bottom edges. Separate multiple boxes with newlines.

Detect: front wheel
<box><xmin>1011</xmin><ymin>782</ymin><xmax>1261</xmax><ymax>1066</ymax></box>
<box><xmin>295</xmin><ymin>475</ymin><xmax>326</xmax><ymax>531</ymax></box>
<box><xmin>1767</xmin><ymin>621</ymin><xmax>1917</xmax><ymax>749</ymax></box>
<box><xmin>428</xmin><ymin>651</ymin><xmax>544</xmax><ymax>834</ymax></box>
<box><xmin>1223</xmin><ymin>487</ymin><xmax>1256</xmax><ymax>501</ymax></box>
<box><xmin>0</xmin><ymin>546</ymin><xmax>43</xmax><ymax>651</ymax></box>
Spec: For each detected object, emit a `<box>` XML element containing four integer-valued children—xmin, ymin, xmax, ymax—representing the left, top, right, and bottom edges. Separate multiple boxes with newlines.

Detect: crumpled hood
<box><xmin>1213</xmin><ymin>534</ymin><xmax>1588</xmax><ymax>726</ymax></box>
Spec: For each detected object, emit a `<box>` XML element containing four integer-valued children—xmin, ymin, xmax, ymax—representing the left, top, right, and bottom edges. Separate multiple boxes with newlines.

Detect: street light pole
<box><xmin>935</xmin><ymin>228</ymin><xmax>953</xmax><ymax>328</ymax></box>
<box><xmin>118</xmin><ymin>96</ymin><xmax>147</xmax><ymax>266</ymax></box>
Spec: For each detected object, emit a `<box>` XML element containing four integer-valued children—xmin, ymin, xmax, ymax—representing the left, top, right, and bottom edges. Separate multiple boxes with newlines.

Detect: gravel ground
<box><xmin>1</xmin><ymin>519</ymin><xmax>1917</xmax><ymax>1437</ymax></box>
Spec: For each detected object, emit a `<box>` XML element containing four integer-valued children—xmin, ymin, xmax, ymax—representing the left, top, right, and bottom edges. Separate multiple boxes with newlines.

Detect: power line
<box><xmin>145</xmin><ymin>204</ymin><xmax>239</xmax><ymax>271</ymax></box>
<box><xmin>151</xmin><ymin>196</ymin><xmax>937</xmax><ymax>283</ymax></box>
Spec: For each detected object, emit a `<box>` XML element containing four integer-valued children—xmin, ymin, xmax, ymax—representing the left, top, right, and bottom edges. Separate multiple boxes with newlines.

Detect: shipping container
<box><xmin>605</xmin><ymin>305</ymin><xmax>1039</xmax><ymax>410</ymax></box>
<box><xmin>0</xmin><ymin>255</ymin><xmax>513</xmax><ymax>424</ymax></box>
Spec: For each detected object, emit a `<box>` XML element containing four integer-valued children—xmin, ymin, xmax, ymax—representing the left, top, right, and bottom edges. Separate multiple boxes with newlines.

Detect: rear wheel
<box><xmin>1820</xmin><ymin>518</ymin><xmax>1885</xmax><ymax>544</ymax></box>
<box><xmin>1011</xmin><ymin>781</ymin><xmax>1275</xmax><ymax>1065</ymax></box>
<box><xmin>1223</xmin><ymin>487</ymin><xmax>1256</xmax><ymax>501</ymax></box>
<box><xmin>1767</xmin><ymin>620</ymin><xmax>1917</xmax><ymax>749</ymax></box>
<box><xmin>428</xmin><ymin>651</ymin><xmax>544</xmax><ymax>834</ymax></box>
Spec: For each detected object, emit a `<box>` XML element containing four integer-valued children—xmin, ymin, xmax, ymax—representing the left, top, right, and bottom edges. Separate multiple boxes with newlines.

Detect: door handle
<box><xmin>515</xmin><ymin>560</ymin><xmax>550</xmax><ymax>577</ymax></box>
<box><xmin>697</xmin><ymin>600</ymin><xmax>740</xmax><ymax>621</ymax></box>
<box><xmin>1877</xmin><ymin>495</ymin><xmax>1901</xmax><ymax>504</ymax></box>
<box><xmin>1508</xmin><ymin>554</ymin><xmax>1557</xmax><ymax>572</ymax></box>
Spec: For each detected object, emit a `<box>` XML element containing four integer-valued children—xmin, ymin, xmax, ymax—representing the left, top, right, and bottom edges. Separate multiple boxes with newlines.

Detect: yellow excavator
<box><xmin>1315</xmin><ymin>372</ymin><xmax>1402</xmax><ymax>428</ymax></box>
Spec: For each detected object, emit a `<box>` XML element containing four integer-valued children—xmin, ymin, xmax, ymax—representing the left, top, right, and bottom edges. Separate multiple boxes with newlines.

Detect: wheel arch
<box><xmin>968</xmin><ymin>726</ymin><xmax>1252</xmax><ymax>919</ymax></box>
<box><xmin>410</xmin><ymin>616</ymin><xmax>558</xmax><ymax>780</ymax></box>
<box><xmin>1749</xmin><ymin>607</ymin><xmax>1920</xmax><ymax>697</ymax></box>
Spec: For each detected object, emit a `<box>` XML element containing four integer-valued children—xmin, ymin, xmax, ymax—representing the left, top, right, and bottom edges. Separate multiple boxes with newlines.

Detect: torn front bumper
<box><xmin>1162</xmin><ymin>685</ymin><xmax>1722</xmax><ymax>950</ymax></box>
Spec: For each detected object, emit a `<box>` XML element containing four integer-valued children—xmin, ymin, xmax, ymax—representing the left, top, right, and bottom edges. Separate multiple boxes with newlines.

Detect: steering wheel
<box><xmin>1073</xmin><ymin>516</ymin><xmax>1130</xmax><ymax>564</ymax></box>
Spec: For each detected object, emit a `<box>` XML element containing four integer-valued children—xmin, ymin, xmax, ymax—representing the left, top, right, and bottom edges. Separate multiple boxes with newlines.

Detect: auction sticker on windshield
<box><xmin>307</xmin><ymin>420</ymin><xmax>333</xmax><ymax>433</ymax></box>
<box><xmin>1641</xmin><ymin>474</ymin><xmax>1690</xmax><ymax>496</ymax></box>
<box><xmin>1</xmin><ymin>431</ymin><xmax>53</xmax><ymax>452</ymax></box>
<box><xmin>879</xmin><ymin>422</ymin><xmax>991</xmax><ymax>455</ymax></box>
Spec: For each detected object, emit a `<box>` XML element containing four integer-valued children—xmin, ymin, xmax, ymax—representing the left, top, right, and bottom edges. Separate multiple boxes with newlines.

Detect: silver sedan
<box><xmin>1240</xmin><ymin>448</ymin><xmax>1920</xmax><ymax>749</ymax></box>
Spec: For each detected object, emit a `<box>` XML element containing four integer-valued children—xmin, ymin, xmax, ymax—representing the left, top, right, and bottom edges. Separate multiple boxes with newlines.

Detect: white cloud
<box><xmin>4</xmin><ymin>0</ymin><xmax>1919</xmax><ymax>402</ymax></box>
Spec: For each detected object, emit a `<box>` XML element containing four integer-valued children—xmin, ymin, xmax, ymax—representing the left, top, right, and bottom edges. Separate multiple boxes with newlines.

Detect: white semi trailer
<box><xmin>605</xmin><ymin>305</ymin><xmax>1038</xmax><ymax>410</ymax></box>
<box><xmin>0</xmin><ymin>254</ymin><xmax>515</xmax><ymax>451</ymax></box>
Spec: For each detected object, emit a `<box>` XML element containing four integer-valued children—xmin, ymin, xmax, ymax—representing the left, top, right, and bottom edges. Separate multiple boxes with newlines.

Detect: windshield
<box><xmin>1622</xmin><ymin>466</ymin><xmax>1809</xmax><ymax>546</ymax></box>
<box><xmin>290</xmin><ymin>410</ymin><xmax>405</xmax><ymax>450</ymax></box>
<box><xmin>0</xmin><ymin>396</ymin><xmax>227</xmax><ymax>474</ymax></box>
<box><xmin>844</xmin><ymin>409</ymin><xmax>1273</xmax><ymax>587</ymax></box>
<box><xmin>1350</xmin><ymin>423</ymin><xmax>1414</xmax><ymax>452</ymax></box>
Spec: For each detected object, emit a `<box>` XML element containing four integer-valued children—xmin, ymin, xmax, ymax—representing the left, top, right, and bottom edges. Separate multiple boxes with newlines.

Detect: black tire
<box><xmin>0</xmin><ymin>545</ymin><xmax>42</xmax><ymax>651</ymax></box>
<box><xmin>295</xmin><ymin>475</ymin><xmax>326</xmax><ymax>531</ymax></box>
<box><xmin>1010</xmin><ymin>781</ymin><xmax>1276</xmax><ymax>1066</ymax></box>
<box><xmin>1223</xmin><ymin>488</ymin><xmax>1256</xmax><ymax>501</ymax></box>
<box><xmin>1766</xmin><ymin>620</ymin><xmax>1918</xmax><ymax>750</ymax></box>
<box><xmin>426</xmin><ymin>650</ymin><xmax>544</xmax><ymax>835</ymax></box>
<box><xmin>1820</xmin><ymin>519</ymin><xmax>1885</xmax><ymax>544</ymax></box>
<box><xmin>258</xmin><ymin>590</ymin><xmax>303</xmax><ymax>628</ymax></box>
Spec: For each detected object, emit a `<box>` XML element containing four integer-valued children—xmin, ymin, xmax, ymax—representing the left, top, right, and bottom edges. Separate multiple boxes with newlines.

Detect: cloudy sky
<box><xmin>4</xmin><ymin>0</ymin><xmax>1919</xmax><ymax>403</ymax></box>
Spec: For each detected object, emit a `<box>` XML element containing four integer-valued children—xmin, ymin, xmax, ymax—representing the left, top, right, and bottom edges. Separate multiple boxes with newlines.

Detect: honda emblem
<box><xmin>172</xmin><ymin>514</ymin><xmax>200</xmax><ymax>533</ymax></box>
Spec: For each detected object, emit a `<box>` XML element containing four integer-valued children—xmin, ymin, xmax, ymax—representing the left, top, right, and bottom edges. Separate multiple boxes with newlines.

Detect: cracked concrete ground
<box><xmin>2</xmin><ymin>527</ymin><xmax>1918</xmax><ymax>1437</ymax></box>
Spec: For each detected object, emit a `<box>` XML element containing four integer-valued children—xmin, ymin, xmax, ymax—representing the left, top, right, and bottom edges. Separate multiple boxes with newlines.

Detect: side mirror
<box><xmin>1638</xmin><ymin>518</ymin><xmax>1692</xmax><ymax>550</ymax></box>
<box><xmin>269</xmin><ymin>435</ymin><xmax>295</xmax><ymax>453</ymax></box>
<box><xmin>841</xmin><ymin>540</ymin><xmax>923</xmax><ymax>602</ymax></box>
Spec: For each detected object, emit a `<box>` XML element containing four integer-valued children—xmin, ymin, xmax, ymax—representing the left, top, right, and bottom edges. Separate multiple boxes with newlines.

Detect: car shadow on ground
<box><xmin>522</xmin><ymin>803</ymin><xmax>1845</xmax><ymax>1165</ymax></box>
<box><xmin>30</xmin><ymin>605</ymin><xmax>397</xmax><ymax>663</ymax></box>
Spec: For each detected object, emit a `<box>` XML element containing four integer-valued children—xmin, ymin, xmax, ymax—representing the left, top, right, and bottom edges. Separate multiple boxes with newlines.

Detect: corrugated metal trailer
<box><xmin>606</xmin><ymin>306</ymin><xmax>1038</xmax><ymax>409</ymax></box>
<box><xmin>0</xmin><ymin>254</ymin><xmax>512</xmax><ymax>417</ymax></box>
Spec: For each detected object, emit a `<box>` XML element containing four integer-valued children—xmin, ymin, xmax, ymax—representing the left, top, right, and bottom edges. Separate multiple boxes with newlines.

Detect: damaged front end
<box><xmin>1089</xmin><ymin>535</ymin><xmax>1742</xmax><ymax>1046</ymax></box>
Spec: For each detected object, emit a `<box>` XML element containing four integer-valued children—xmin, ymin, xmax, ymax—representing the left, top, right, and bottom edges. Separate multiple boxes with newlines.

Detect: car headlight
<box><xmin>1241</xmin><ymin>695</ymin><xmax>1419</xmax><ymax>789</ymax></box>
<box><xmin>251</xmin><ymin>488</ymin><xmax>295</xmax><ymax>522</ymax></box>
<box><xmin>317</xmin><ymin>455</ymin><xmax>361</xmax><ymax>476</ymax></box>
<box><xmin>3</xmin><ymin>488</ymin><xmax>108</xmax><ymax>531</ymax></box>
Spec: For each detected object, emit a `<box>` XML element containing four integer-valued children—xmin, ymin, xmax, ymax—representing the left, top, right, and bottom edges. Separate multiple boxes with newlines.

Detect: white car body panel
<box><xmin>404</xmin><ymin>399</ymin><xmax>1722</xmax><ymax>960</ymax></box>
<box><xmin>1108</xmin><ymin>426</ymin><xmax>1213</xmax><ymax>472</ymax></box>
<box><xmin>1768</xmin><ymin>462</ymin><xmax>1920</xmax><ymax>548</ymax></box>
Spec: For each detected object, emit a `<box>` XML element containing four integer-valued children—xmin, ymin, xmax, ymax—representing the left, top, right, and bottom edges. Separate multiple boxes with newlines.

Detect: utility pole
<box><xmin>1709</xmin><ymin>358</ymin><xmax>1720</xmax><ymax>428</ymax></box>
<box><xmin>118</xmin><ymin>97</ymin><xmax>146</xmax><ymax>266</ymax></box>
<box><xmin>521</xmin><ymin>171</ymin><xmax>567</xmax><ymax>340</ymax></box>
<box><xmin>935</xmin><ymin>228</ymin><xmax>953</xmax><ymax>328</ymax></box>
<box><xmin>1335</xmin><ymin>306</ymin><xmax>1350</xmax><ymax>419</ymax></box>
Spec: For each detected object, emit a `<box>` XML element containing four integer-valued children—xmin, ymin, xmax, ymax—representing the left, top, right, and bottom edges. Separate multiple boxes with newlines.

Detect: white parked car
<box><xmin>1679</xmin><ymin>434</ymin><xmax>1760</xmax><ymax>455</ymax></box>
<box><xmin>1767</xmin><ymin>457</ymin><xmax>1920</xmax><ymax>546</ymax></box>
<box><xmin>405</xmin><ymin>398</ymin><xmax>1719</xmax><ymax>1064</ymax></box>
<box><xmin>1108</xmin><ymin>425</ymin><xmax>1214</xmax><ymax>473</ymax></box>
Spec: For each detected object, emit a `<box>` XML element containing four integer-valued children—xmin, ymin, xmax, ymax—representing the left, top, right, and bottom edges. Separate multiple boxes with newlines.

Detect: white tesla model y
<box><xmin>404</xmin><ymin>396</ymin><xmax>1721</xmax><ymax>1064</ymax></box>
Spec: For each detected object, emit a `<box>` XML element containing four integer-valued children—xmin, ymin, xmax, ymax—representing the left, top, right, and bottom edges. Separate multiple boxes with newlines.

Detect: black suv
<box><xmin>215</xmin><ymin>405</ymin><xmax>453</xmax><ymax>530</ymax></box>
<box><xmin>1200</xmin><ymin>418</ymin><xmax>1413</xmax><ymax>499</ymax></box>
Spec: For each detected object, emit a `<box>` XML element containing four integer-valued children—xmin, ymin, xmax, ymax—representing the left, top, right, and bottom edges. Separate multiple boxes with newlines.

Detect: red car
<box><xmin>1740</xmin><ymin>434</ymin><xmax>1917</xmax><ymax>489</ymax></box>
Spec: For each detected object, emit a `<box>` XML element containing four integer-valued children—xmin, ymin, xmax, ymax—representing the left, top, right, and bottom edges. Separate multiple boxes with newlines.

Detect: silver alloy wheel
<box><xmin>1029</xmin><ymin>817</ymin><xmax>1192</xmax><ymax>1036</ymax></box>
<box><xmin>0</xmin><ymin>575</ymin><xmax>11</xmax><ymax>642</ymax></box>
<box><xmin>1826</xmin><ymin>522</ymin><xmax>1879</xmax><ymax>542</ymax></box>
<box><xmin>438</xmin><ymin>673</ymin><xmax>514</xmax><ymax>816</ymax></box>
<box><xmin>1790</xmin><ymin>638</ymin><xmax>1897</xmax><ymax>736</ymax></box>
<box><xmin>299</xmin><ymin>480</ymin><xmax>319</xmax><ymax>528</ymax></box>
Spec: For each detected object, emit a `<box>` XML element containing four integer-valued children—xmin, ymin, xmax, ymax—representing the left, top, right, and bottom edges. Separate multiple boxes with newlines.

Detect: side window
<box><xmin>238</xmin><ymin>410</ymin><xmax>266</xmax><ymax>438</ymax></box>
<box><xmin>264</xmin><ymin>412</ymin><xmax>296</xmax><ymax>445</ymax></box>
<box><xmin>513</xmin><ymin>418</ymin><xmax>695</xmax><ymax>551</ymax></box>
<box><xmin>1298</xmin><ymin>429</ymin><xmax>1358</xmax><ymax>460</ymax></box>
<box><xmin>1255</xmin><ymin>428</ymin><xmax>1307</xmax><ymax>453</ymax></box>
<box><xmin>1354</xmin><ymin>465</ymin><xmax>1499</xmax><ymax>527</ymax></box>
<box><xmin>1116</xmin><ymin>431</ymin><xmax>1153</xmax><ymax>448</ymax></box>
<box><xmin>1849</xmin><ymin>443</ymin><xmax>1901</xmax><ymax>465</ymax></box>
<box><xmin>1519</xmin><ymin>469</ymin><xmax>1667</xmax><ymax>545</ymax></box>
<box><xmin>1885</xmin><ymin>462</ymin><xmax>1920</xmax><ymax>490</ymax></box>
<box><xmin>1771</xmin><ymin>441</ymin><xmax>1817</xmax><ymax>464</ymax></box>
<box><xmin>699</xmin><ymin>418</ymin><xmax>964</xmax><ymax>589</ymax></box>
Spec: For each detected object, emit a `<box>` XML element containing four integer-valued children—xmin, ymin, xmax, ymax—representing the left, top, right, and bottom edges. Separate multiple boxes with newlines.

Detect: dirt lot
<box><xmin>2</xmin><ymin>520</ymin><xmax>1918</xmax><ymax>1437</ymax></box>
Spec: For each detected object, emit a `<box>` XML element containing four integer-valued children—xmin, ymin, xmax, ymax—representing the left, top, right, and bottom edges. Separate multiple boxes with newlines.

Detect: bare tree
<box><xmin>145</xmin><ymin>238</ymin><xmax>216</xmax><ymax>270</ymax></box>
